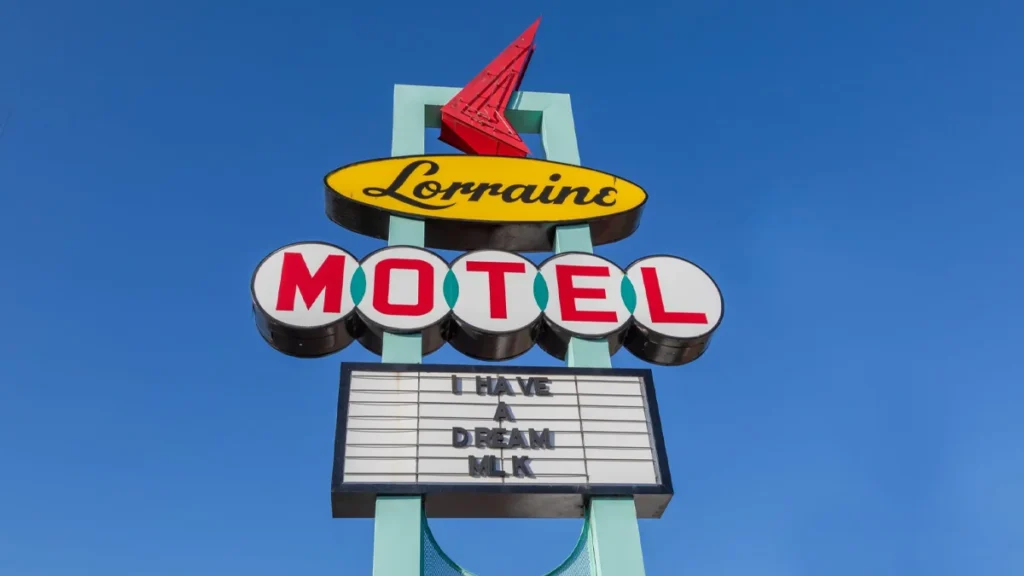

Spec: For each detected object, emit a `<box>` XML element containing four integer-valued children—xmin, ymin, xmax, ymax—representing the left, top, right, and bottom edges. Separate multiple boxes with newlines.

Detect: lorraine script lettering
<box><xmin>450</xmin><ymin>375</ymin><xmax>556</xmax><ymax>479</ymax></box>
<box><xmin>362</xmin><ymin>159</ymin><xmax>618</xmax><ymax>211</ymax></box>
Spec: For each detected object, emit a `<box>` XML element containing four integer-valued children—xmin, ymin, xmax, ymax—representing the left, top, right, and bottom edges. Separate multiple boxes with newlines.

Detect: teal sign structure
<box><xmin>371</xmin><ymin>83</ymin><xmax>650</xmax><ymax>576</ymax></box>
<box><xmin>249</xmin><ymin>20</ymin><xmax>726</xmax><ymax>576</ymax></box>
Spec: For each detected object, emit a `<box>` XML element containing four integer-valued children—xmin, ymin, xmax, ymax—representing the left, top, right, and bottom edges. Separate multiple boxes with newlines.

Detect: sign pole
<box><xmin>544</xmin><ymin>104</ymin><xmax>648</xmax><ymax>576</ymax></box>
<box><xmin>370</xmin><ymin>87</ymin><xmax>427</xmax><ymax>576</ymax></box>
<box><xmin>367</xmin><ymin>84</ymin><xmax>650</xmax><ymax>575</ymax></box>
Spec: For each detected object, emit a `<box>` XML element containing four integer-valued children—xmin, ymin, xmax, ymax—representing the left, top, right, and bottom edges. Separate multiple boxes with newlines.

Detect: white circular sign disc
<box><xmin>357</xmin><ymin>246</ymin><xmax>451</xmax><ymax>333</ymax></box>
<box><xmin>538</xmin><ymin>252</ymin><xmax>630</xmax><ymax>338</ymax></box>
<box><xmin>625</xmin><ymin>255</ymin><xmax>723</xmax><ymax>340</ymax></box>
<box><xmin>450</xmin><ymin>250</ymin><xmax>541</xmax><ymax>333</ymax></box>
<box><xmin>252</xmin><ymin>242</ymin><xmax>358</xmax><ymax>328</ymax></box>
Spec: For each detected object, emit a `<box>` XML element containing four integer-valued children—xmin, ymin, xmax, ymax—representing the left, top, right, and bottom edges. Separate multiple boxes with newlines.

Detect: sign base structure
<box><xmin>331</xmin><ymin>364</ymin><xmax>673</xmax><ymax>520</ymax></box>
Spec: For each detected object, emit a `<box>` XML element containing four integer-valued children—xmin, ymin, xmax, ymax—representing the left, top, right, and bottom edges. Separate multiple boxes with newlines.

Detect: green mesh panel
<box><xmin>421</xmin><ymin>511</ymin><xmax>594</xmax><ymax>576</ymax></box>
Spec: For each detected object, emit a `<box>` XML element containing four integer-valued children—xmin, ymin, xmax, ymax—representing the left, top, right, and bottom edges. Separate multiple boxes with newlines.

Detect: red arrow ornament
<box><xmin>438</xmin><ymin>18</ymin><xmax>540</xmax><ymax>157</ymax></box>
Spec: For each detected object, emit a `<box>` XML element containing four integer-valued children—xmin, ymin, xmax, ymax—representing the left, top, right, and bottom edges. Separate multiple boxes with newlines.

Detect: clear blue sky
<box><xmin>2</xmin><ymin>1</ymin><xmax>1022</xmax><ymax>575</ymax></box>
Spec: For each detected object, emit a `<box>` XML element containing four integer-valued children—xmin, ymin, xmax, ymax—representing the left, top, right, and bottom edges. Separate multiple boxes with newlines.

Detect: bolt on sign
<box><xmin>251</xmin><ymin>242</ymin><xmax>724</xmax><ymax>365</ymax></box>
<box><xmin>332</xmin><ymin>364</ymin><xmax>672</xmax><ymax>519</ymax></box>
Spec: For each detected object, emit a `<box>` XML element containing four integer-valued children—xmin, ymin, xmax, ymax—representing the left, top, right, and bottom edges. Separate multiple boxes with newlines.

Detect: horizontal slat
<box><xmin>509</xmin><ymin>458</ymin><xmax>587</xmax><ymax>476</ymax></box>
<box><xmin>345</xmin><ymin>429</ymin><xmax>418</xmax><ymax>445</ymax></box>
<box><xmin>413</xmin><ymin>379</ymin><xmax>456</xmax><ymax>393</ymax></box>
<box><xmin>576</xmin><ymin>395</ymin><xmax>644</xmax><ymax>407</ymax></box>
<box><xmin>347</xmin><ymin>403</ymin><xmax>418</xmax><ymax>418</ymax></box>
<box><xmin>583</xmin><ymin>448</ymin><xmax>654</xmax><ymax>461</ymax></box>
<box><xmin>448</xmin><ymin>377</ymin><xmax>579</xmax><ymax>397</ymax></box>
<box><xmin>504</xmin><ymin>475</ymin><xmax>590</xmax><ymax>484</ymax></box>
<box><xmin>584</xmin><ymin>432</ymin><xmax>653</xmax><ymax>448</ymax></box>
<box><xmin>416</xmin><ymin>428</ymin><xmax>581</xmax><ymax>448</ymax></box>
<box><xmin>416</xmin><ymin>418</ymin><xmax>583</xmax><ymax>432</ymax></box>
<box><xmin>344</xmin><ymin>446</ymin><xmax>417</xmax><ymax>458</ymax></box>
<box><xmin>349</xmin><ymin>390</ymin><xmax>419</xmax><ymax>404</ymax></box>
<box><xmin>418</xmin><ymin>458</ymin><xmax>478</xmax><ymax>475</ymax></box>
<box><xmin>586</xmin><ymin>460</ymin><xmax>657</xmax><ymax>484</ymax></box>
<box><xmin>419</xmin><ymin>404</ymin><xmax>581</xmax><ymax>420</ymax></box>
<box><xmin>575</xmin><ymin>376</ymin><xmax>642</xmax><ymax>386</ymax></box>
<box><xmin>415</xmin><ymin>474</ymin><xmax>503</xmax><ymax>484</ymax></box>
<box><xmin>418</xmin><ymin>446</ymin><xmax>501</xmax><ymax>459</ymax></box>
<box><xmin>506</xmin><ymin>447</ymin><xmax>585</xmax><ymax>459</ymax></box>
<box><xmin>350</xmin><ymin>373</ymin><xmax>419</xmax><ymax>392</ymax></box>
<box><xmin>341</xmin><ymin>473</ymin><xmax>417</xmax><ymax>484</ymax></box>
<box><xmin>581</xmin><ymin>420</ymin><xmax>649</xmax><ymax>433</ymax></box>
<box><xmin>431</xmin><ymin>372</ymin><xmax>578</xmax><ymax>384</ymax></box>
<box><xmin>346</xmin><ymin>416</ymin><xmax>418</xmax><ymax>430</ymax></box>
<box><xmin>575</xmin><ymin>381</ymin><xmax>644</xmax><ymax>396</ymax></box>
<box><xmin>579</xmin><ymin>406</ymin><xmax>648</xmax><ymax>422</ymax></box>
<box><xmin>417</xmin><ymin>391</ymin><xmax>580</xmax><ymax>406</ymax></box>
<box><xmin>415</xmin><ymin>456</ymin><xmax>588</xmax><ymax>476</ymax></box>
<box><xmin>344</xmin><ymin>458</ymin><xmax>416</xmax><ymax>475</ymax></box>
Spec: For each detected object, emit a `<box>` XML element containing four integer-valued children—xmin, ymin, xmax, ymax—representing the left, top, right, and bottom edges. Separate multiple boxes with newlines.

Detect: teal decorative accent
<box><xmin>620</xmin><ymin>276</ymin><xmax>636</xmax><ymax>314</ymax></box>
<box><xmin>533</xmin><ymin>274</ymin><xmax>549</xmax><ymax>310</ymax></box>
<box><xmin>443</xmin><ymin>270</ymin><xmax>459</xmax><ymax>308</ymax></box>
<box><xmin>545</xmin><ymin>93</ymin><xmax>646</xmax><ymax>575</ymax></box>
<box><xmin>421</xmin><ymin>503</ymin><xmax>593</xmax><ymax>576</ymax></box>
<box><xmin>350</xmin><ymin>267</ymin><xmax>366</xmax><ymax>306</ymax></box>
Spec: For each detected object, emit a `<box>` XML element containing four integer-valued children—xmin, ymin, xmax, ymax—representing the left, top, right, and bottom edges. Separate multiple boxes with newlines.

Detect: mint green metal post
<box><xmin>372</xmin><ymin>84</ymin><xmax>647</xmax><ymax>575</ymax></box>
<box><xmin>543</xmin><ymin>96</ymin><xmax>647</xmax><ymax>576</ymax></box>
<box><xmin>381</xmin><ymin>86</ymin><xmax>429</xmax><ymax>365</ymax></box>
<box><xmin>371</xmin><ymin>85</ymin><xmax>429</xmax><ymax>576</ymax></box>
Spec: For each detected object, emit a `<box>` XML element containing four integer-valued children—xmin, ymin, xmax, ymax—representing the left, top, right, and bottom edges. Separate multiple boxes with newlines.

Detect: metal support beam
<box><xmin>372</xmin><ymin>496</ymin><xmax>423</xmax><ymax>576</ymax></box>
<box><xmin>371</xmin><ymin>83</ymin><xmax>647</xmax><ymax>576</ymax></box>
<box><xmin>544</xmin><ymin>96</ymin><xmax>647</xmax><ymax>576</ymax></box>
<box><xmin>371</xmin><ymin>85</ymin><xmax>430</xmax><ymax>576</ymax></box>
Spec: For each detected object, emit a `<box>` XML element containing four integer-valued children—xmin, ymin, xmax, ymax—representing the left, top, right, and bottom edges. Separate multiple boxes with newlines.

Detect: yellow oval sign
<box><xmin>323</xmin><ymin>155</ymin><xmax>647</xmax><ymax>252</ymax></box>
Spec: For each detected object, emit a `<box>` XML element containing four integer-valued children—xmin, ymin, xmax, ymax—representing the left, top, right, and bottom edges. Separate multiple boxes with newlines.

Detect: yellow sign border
<box><xmin>323</xmin><ymin>154</ymin><xmax>648</xmax><ymax>252</ymax></box>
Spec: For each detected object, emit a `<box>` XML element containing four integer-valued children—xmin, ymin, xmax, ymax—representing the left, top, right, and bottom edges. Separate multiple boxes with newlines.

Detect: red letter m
<box><xmin>275</xmin><ymin>252</ymin><xmax>346</xmax><ymax>313</ymax></box>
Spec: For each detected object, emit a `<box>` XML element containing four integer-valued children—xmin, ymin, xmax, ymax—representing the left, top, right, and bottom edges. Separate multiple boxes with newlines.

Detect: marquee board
<box><xmin>331</xmin><ymin>363</ymin><xmax>673</xmax><ymax>519</ymax></box>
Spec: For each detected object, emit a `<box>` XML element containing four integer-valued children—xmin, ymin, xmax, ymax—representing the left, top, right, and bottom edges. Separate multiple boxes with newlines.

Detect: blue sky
<box><xmin>1</xmin><ymin>1</ymin><xmax>1022</xmax><ymax>574</ymax></box>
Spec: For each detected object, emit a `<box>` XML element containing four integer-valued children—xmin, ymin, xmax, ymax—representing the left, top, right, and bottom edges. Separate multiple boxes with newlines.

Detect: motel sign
<box><xmin>253</xmin><ymin>242</ymin><xmax>723</xmax><ymax>365</ymax></box>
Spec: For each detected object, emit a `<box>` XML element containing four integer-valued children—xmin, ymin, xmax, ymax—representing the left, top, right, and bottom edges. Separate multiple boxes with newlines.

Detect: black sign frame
<box><xmin>331</xmin><ymin>362</ymin><xmax>674</xmax><ymax>519</ymax></box>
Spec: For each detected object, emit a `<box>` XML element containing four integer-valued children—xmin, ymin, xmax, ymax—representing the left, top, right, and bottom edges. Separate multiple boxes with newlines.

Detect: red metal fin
<box><xmin>439</xmin><ymin>17</ymin><xmax>541</xmax><ymax>157</ymax></box>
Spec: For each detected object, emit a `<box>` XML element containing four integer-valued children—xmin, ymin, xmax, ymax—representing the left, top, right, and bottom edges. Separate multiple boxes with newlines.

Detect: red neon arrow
<box><xmin>438</xmin><ymin>18</ymin><xmax>540</xmax><ymax>157</ymax></box>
